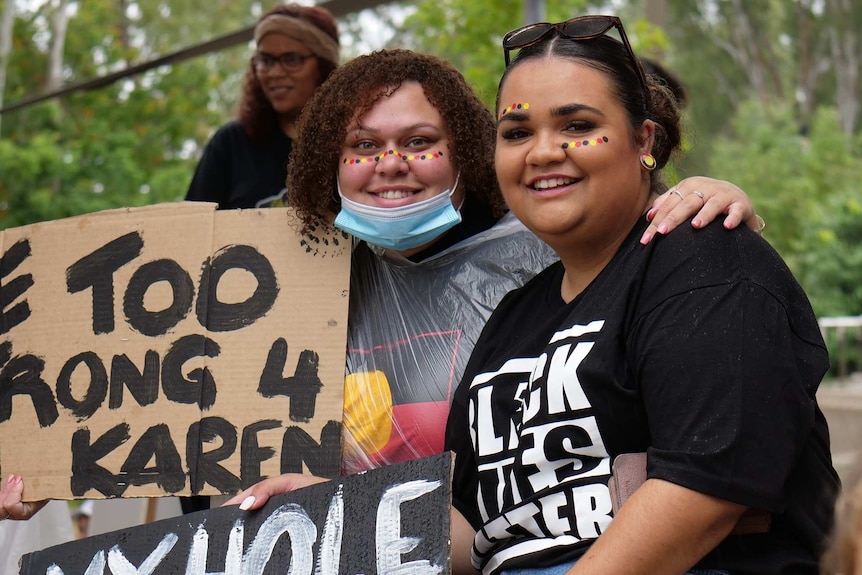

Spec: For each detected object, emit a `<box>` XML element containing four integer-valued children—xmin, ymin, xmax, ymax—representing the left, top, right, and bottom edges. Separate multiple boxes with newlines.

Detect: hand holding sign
<box><xmin>223</xmin><ymin>472</ymin><xmax>329</xmax><ymax>511</ymax></box>
<box><xmin>0</xmin><ymin>475</ymin><xmax>46</xmax><ymax>521</ymax></box>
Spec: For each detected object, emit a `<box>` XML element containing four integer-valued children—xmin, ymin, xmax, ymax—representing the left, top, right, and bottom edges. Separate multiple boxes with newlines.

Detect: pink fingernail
<box><xmin>692</xmin><ymin>218</ymin><xmax>702</xmax><ymax>228</ymax></box>
<box><xmin>640</xmin><ymin>231</ymin><xmax>652</xmax><ymax>245</ymax></box>
<box><xmin>658</xmin><ymin>223</ymin><xmax>669</xmax><ymax>235</ymax></box>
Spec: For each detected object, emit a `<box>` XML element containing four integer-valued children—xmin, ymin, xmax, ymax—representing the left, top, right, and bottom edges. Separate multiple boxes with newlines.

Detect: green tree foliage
<box><xmin>656</xmin><ymin>0</ymin><xmax>862</xmax><ymax>320</ymax></box>
<box><xmin>666</xmin><ymin>0</ymin><xmax>860</xmax><ymax>173</ymax></box>
<box><xmin>1</xmin><ymin>0</ymin><xmax>860</xmax><ymax>324</ymax></box>
<box><xmin>395</xmin><ymin>0</ymin><xmax>596</xmax><ymax>107</ymax></box>
<box><xmin>709</xmin><ymin>102</ymin><xmax>862</xmax><ymax>317</ymax></box>
<box><xmin>0</xmin><ymin>0</ymin><xmax>260</xmax><ymax>229</ymax></box>
<box><xmin>794</xmin><ymin>112</ymin><xmax>862</xmax><ymax>317</ymax></box>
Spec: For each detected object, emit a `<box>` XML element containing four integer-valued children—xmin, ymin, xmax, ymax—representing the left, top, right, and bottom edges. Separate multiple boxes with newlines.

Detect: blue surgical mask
<box><xmin>334</xmin><ymin>174</ymin><xmax>462</xmax><ymax>251</ymax></box>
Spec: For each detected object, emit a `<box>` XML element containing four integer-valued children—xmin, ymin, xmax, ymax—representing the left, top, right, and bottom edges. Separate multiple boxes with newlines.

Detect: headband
<box><xmin>254</xmin><ymin>14</ymin><xmax>339</xmax><ymax>66</ymax></box>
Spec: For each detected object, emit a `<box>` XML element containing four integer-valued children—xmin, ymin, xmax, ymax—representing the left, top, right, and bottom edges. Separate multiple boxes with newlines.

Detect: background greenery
<box><xmin>1</xmin><ymin>0</ymin><xmax>860</xmax><ymax>373</ymax></box>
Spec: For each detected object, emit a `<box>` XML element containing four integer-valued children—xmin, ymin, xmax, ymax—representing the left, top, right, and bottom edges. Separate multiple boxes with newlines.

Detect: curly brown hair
<box><xmin>239</xmin><ymin>4</ymin><xmax>339</xmax><ymax>142</ymax></box>
<box><xmin>288</xmin><ymin>49</ymin><xmax>504</xmax><ymax>232</ymax></box>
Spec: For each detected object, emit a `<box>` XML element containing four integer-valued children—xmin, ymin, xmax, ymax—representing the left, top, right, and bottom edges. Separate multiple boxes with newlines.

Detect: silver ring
<box><xmin>692</xmin><ymin>190</ymin><xmax>705</xmax><ymax>202</ymax></box>
<box><xmin>670</xmin><ymin>189</ymin><xmax>685</xmax><ymax>200</ymax></box>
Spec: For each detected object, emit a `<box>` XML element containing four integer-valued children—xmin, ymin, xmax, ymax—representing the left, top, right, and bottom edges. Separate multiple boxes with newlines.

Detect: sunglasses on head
<box><xmin>502</xmin><ymin>15</ymin><xmax>649</xmax><ymax>99</ymax></box>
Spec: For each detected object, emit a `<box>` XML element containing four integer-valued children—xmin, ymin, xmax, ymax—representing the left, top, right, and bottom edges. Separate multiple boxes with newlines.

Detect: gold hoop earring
<box><xmin>640</xmin><ymin>153</ymin><xmax>656</xmax><ymax>171</ymax></box>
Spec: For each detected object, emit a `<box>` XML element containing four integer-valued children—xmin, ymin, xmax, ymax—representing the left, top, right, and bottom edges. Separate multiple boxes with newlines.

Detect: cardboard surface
<box><xmin>19</xmin><ymin>453</ymin><xmax>452</xmax><ymax>575</ymax></box>
<box><xmin>0</xmin><ymin>203</ymin><xmax>351</xmax><ymax>499</ymax></box>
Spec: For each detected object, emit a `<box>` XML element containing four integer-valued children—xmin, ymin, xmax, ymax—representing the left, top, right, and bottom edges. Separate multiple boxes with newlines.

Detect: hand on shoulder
<box><xmin>641</xmin><ymin>176</ymin><xmax>762</xmax><ymax>245</ymax></box>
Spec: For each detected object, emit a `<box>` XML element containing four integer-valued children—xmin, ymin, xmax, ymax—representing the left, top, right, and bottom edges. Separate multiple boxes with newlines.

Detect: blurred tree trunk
<box><xmin>118</xmin><ymin>0</ymin><xmax>131</xmax><ymax>51</ymax></box>
<box><xmin>827</xmin><ymin>0</ymin><xmax>859</xmax><ymax>135</ymax></box>
<box><xmin>45</xmin><ymin>0</ymin><xmax>70</xmax><ymax>93</ymax></box>
<box><xmin>645</xmin><ymin>0</ymin><xmax>666</xmax><ymax>28</ymax></box>
<box><xmin>0</xmin><ymin>0</ymin><xmax>17</xmax><ymax>136</ymax></box>
<box><xmin>523</xmin><ymin>0</ymin><xmax>545</xmax><ymax>25</ymax></box>
<box><xmin>795</xmin><ymin>1</ymin><xmax>819</xmax><ymax>134</ymax></box>
<box><xmin>719</xmin><ymin>0</ymin><xmax>784</xmax><ymax>104</ymax></box>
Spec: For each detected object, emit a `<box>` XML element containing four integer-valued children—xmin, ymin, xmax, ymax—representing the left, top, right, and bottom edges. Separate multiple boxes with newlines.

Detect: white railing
<box><xmin>819</xmin><ymin>315</ymin><xmax>862</xmax><ymax>380</ymax></box>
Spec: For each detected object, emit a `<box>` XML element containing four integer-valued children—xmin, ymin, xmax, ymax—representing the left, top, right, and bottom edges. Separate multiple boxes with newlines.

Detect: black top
<box><xmin>185</xmin><ymin>120</ymin><xmax>293</xmax><ymax>209</ymax></box>
<box><xmin>447</xmin><ymin>218</ymin><xmax>840</xmax><ymax>575</ymax></box>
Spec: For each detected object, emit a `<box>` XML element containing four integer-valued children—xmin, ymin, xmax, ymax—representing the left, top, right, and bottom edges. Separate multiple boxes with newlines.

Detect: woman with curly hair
<box><xmin>185</xmin><ymin>3</ymin><xmax>339</xmax><ymax>209</ymax></box>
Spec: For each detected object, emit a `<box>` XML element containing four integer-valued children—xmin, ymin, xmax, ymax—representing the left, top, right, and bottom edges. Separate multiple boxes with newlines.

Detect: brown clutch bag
<box><xmin>607</xmin><ymin>452</ymin><xmax>771</xmax><ymax>535</ymax></box>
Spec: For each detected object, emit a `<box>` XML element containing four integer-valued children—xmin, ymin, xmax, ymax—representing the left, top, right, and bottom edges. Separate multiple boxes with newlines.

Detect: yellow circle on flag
<box><xmin>342</xmin><ymin>370</ymin><xmax>394</xmax><ymax>455</ymax></box>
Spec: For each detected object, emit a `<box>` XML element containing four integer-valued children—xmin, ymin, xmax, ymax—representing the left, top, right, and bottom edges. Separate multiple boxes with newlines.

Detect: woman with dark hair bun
<box><xmin>446</xmin><ymin>15</ymin><xmax>839</xmax><ymax>575</ymax></box>
<box><xmin>185</xmin><ymin>3</ymin><xmax>339</xmax><ymax>209</ymax></box>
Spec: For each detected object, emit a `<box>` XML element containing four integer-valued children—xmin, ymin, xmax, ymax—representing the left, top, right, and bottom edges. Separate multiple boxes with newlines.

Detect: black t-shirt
<box><xmin>447</xmin><ymin>218</ymin><xmax>839</xmax><ymax>575</ymax></box>
<box><xmin>185</xmin><ymin>120</ymin><xmax>293</xmax><ymax>209</ymax></box>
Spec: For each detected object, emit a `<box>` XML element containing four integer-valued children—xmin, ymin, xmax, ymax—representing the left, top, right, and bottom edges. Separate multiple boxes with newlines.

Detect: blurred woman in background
<box><xmin>185</xmin><ymin>3</ymin><xmax>339</xmax><ymax>209</ymax></box>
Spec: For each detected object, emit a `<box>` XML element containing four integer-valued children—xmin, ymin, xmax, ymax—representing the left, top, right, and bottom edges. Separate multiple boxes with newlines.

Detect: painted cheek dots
<box><xmin>562</xmin><ymin>136</ymin><xmax>609</xmax><ymax>149</ymax></box>
<box><xmin>342</xmin><ymin>150</ymin><xmax>445</xmax><ymax>165</ymax></box>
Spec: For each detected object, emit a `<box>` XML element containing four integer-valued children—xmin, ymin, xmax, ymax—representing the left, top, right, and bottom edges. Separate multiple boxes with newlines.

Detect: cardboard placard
<box><xmin>19</xmin><ymin>453</ymin><xmax>452</xmax><ymax>575</ymax></box>
<box><xmin>0</xmin><ymin>203</ymin><xmax>351</xmax><ymax>500</ymax></box>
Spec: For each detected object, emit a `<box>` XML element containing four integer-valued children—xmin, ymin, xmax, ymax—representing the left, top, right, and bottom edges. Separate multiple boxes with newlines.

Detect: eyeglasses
<box><xmin>502</xmin><ymin>15</ymin><xmax>648</xmax><ymax>100</ymax></box>
<box><xmin>251</xmin><ymin>51</ymin><xmax>315</xmax><ymax>74</ymax></box>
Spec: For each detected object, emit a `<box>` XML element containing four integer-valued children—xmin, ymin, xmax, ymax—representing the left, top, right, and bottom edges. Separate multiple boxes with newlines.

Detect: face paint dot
<box><xmin>500</xmin><ymin>102</ymin><xmax>530</xmax><ymax>119</ymax></box>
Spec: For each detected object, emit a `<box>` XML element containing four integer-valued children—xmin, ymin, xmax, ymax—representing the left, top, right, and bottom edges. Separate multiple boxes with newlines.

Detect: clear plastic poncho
<box><xmin>341</xmin><ymin>212</ymin><xmax>557</xmax><ymax>474</ymax></box>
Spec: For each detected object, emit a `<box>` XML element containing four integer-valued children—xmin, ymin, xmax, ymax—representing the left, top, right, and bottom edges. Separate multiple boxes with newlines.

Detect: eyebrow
<box><xmin>497</xmin><ymin>110</ymin><xmax>528</xmax><ymax>125</ymax></box>
<box><xmin>497</xmin><ymin>103</ymin><xmax>606</xmax><ymax>125</ymax></box>
<box><xmin>351</xmin><ymin>122</ymin><xmax>442</xmax><ymax>136</ymax></box>
<box><xmin>256</xmin><ymin>50</ymin><xmax>307</xmax><ymax>57</ymax></box>
<box><xmin>553</xmin><ymin>103</ymin><xmax>604</xmax><ymax>117</ymax></box>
